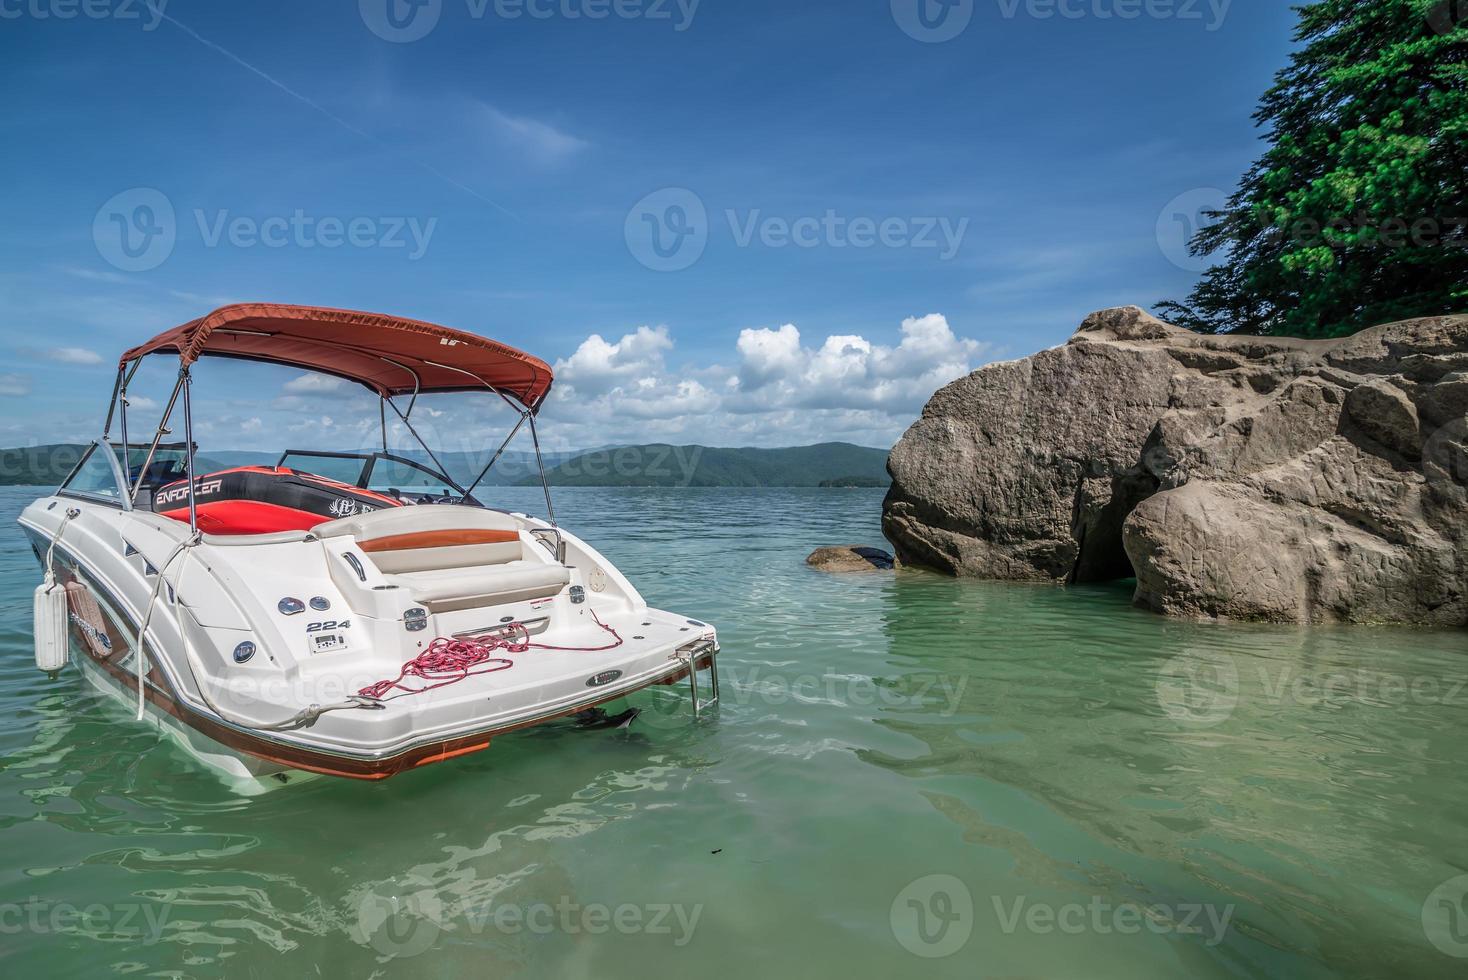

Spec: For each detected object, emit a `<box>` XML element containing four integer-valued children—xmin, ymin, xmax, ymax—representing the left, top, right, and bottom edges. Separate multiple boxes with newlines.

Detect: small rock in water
<box><xmin>806</xmin><ymin>546</ymin><xmax>896</xmax><ymax>572</ymax></box>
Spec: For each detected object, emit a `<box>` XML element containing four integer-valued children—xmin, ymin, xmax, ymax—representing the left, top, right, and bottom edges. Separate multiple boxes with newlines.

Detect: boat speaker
<box><xmin>33</xmin><ymin>581</ymin><xmax>69</xmax><ymax>674</ymax></box>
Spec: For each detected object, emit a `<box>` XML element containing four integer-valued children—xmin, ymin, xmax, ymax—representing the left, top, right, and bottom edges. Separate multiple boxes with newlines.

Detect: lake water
<box><xmin>1</xmin><ymin>485</ymin><xmax>1466</xmax><ymax>978</ymax></box>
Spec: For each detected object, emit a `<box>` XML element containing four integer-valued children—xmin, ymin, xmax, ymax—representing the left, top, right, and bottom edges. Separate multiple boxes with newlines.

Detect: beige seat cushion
<box><xmin>316</xmin><ymin>505</ymin><xmax>568</xmax><ymax>609</ymax></box>
<box><xmin>386</xmin><ymin>563</ymin><xmax>570</xmax><ymax>611</ymax></box>
<box><xmin>315</xmin><ymin>505</ymin><xmax>526</xmax><ymax>573</ymax></box>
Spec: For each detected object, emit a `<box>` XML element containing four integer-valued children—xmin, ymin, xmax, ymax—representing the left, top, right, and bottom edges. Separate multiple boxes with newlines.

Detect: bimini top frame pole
<box><xmin>378</xmin><ymin>354</ymin><xmax>558</xmax><ymax>524</ymax></box>
<box><xmin>180</xmin><ymin>367</ymin><xmax>199</xmax><ymax>532</ymax></box>
<box><xmin>464</xmin><ymin>411</ymin><xmax>528</xmax><ymax>500</ymax></box>
<box><xmin>527</xmin><ymin>411</ymin><xmax>557</xmax><ymax>528</ymax></box>
<box><xmin>129</xmin><ymin>370</ymin><xmax>187</xmax><ymax>506</ymax></box>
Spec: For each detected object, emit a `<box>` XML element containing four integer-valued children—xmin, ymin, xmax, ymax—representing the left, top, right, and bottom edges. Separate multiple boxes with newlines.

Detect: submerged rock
<box><xmin>806</xmin><ymin>546</ymin><xmax>896</xmax><ymax>572</ymax></box>
<box><xmin>883</xmin><ymin>306</ymin><xmax>1468</xmax><ymax>625</ymax></box>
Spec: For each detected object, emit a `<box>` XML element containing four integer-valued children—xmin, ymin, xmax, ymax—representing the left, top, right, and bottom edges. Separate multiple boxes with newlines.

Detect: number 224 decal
<box><xmin>307</xmin><ymin>620</ymin><xmax>351</xmax><ymax>632</ymax></box>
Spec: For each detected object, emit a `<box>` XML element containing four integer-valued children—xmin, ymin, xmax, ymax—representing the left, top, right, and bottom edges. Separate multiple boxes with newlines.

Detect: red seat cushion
<box><xmin>155</xmin><ymin>467</ymin><xmax>402</xmax><ymax>535</ymax></box>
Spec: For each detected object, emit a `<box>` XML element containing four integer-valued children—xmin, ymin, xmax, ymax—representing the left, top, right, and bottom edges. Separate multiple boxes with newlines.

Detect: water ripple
<box><xmin>0</xmin><ymin>487</ymin><xmax>1464</xmax><ymax>978</ymax></box>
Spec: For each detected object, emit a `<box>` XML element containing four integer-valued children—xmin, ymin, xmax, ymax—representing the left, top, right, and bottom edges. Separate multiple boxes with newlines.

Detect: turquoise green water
<box><xmin>2</xmin><ymin>485</ymin><xmax>1466</xmax><ymax>978</ymax></box>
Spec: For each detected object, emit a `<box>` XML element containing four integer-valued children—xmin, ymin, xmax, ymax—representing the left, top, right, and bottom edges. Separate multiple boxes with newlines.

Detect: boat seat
<box><xmin>383</xmin><ymin>563</ymin><xmax>571</xmax><ymax>611</ymax></box>
<box><xmin>313</xmin><ymin>505</ymin><xmax>568</xmax><ymax>610</ymax></box>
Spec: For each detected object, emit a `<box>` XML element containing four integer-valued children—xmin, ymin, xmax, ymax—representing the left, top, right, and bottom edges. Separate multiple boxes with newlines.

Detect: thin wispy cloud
<box><xmin>156</xmin><ymin>10</ymin><xmax>517</xmax><ymax>218</ymax></box>
<box><xmin>476</xmin><ymin>103</ymin><xmax>590</xmax><ymax>164</ymax></box>
<box><xmin>41</xmin><ymin>347</ymin><xmax>104</xmax><ymax>366</ymax></box>
<box><xmin>64</xmin><ymin>267</ymin><xmax>133</xmax><ymax>285</ymax></box>
<box><xmin>0</xmin><ymin>374</ymin><xmax>32</xmax><ymax>397</ymax></box>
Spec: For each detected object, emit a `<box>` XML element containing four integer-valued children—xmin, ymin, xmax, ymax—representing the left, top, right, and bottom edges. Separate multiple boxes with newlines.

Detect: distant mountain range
<box><xmin>0</xmin><ymin>442</ymin><xmax>891</xmax><ymax>489</ymax></box>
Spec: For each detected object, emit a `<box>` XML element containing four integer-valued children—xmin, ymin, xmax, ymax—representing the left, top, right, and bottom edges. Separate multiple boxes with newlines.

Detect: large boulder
<box><xmin>882</xmin><ymin>306</ymin><xmax>1468</xmax><ymax>625</ymax></box>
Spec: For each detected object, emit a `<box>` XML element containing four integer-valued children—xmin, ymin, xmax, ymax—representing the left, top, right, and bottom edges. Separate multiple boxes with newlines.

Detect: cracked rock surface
<box><xmin>882</xmin><ymin>306</ymin><xmax>1468</xmax><ymax>625</ymax></box>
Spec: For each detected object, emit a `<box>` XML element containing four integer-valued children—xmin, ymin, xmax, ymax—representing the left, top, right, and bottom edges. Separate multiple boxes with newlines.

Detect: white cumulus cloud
<box><xmin>541</xmin><ymin>314</ymin><xmax>989</xmax><ymax>449</ymax></box>
<box><xmin>729</xmin><ymin>313</ymin><xmax>984</xmax><ymax>414</ymax></box>
<box><xmin>554</xmin><ymin>325</ymin><xmax>674</xmax><ymax>399</ymax></box>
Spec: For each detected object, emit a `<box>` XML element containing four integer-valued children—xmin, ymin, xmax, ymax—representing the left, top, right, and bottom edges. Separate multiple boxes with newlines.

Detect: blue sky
<box><xmin>0</xmin><ymin>0</ymin><xmax>1299</xmax><ymax>454</ymax></box>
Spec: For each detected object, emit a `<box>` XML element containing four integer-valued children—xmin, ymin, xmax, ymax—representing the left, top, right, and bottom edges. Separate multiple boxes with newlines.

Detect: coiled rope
<box><xmin>359</xmin><ymin>612</ymin><xmax>624</xmax><ymax>701</ymax></box>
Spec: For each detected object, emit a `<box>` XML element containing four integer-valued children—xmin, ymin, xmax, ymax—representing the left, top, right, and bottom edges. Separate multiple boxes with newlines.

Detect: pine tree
<box><xmin>1158</xmin><ymin>0</ymin><xmax>1468</xmax><ymax>337</ymax></box>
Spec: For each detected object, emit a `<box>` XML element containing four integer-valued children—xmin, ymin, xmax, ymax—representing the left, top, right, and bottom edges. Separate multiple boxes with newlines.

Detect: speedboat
<box><xmin>19</xmin><ymin>303</ymin><xmax>719</xmax><ymax>791</ymax></box>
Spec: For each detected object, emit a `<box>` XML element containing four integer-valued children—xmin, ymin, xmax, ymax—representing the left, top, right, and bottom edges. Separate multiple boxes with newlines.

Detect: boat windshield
<box><xmin>122</xmin><ymin>446</ymin><xmax>192</xmax><ymax>487</ymax></box>
<box><xmin>278</xmin><ymin>451</ymin><xmax>476</xmax><ymax>504</ymax></box>
<box><xmin>60</xmin><ymin>443</ymin><xmax>192</xmax><ymax>505</ymax></box>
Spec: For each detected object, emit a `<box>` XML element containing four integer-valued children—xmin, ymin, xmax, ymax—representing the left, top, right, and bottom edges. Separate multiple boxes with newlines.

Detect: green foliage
<box><xmin>1159</xmin><ymin>0</ymin><xmax>1468</xmax><ymax>337</ymax></box>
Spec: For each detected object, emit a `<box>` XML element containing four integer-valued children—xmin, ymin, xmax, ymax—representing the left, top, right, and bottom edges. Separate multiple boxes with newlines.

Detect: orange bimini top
<box><xmin>120</xmin><ymin>303</ymin><xmax>555</xmax><ymax>412</ymax></box>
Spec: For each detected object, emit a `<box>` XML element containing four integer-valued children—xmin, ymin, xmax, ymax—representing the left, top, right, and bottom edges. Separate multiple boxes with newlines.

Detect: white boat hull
<box><xmin>20</xmin><ymin>496</ymin><xmax>718</xmax><ymax>785</ymax></box>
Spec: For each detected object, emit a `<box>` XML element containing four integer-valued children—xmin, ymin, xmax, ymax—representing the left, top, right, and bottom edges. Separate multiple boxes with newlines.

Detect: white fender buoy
<box><xmin>35</xmin><ymin>506</ymin><xmax>81</xmax><ymax>675</ymax></box>
<box><xmin>34</xmin><ymin>580</ymin><xmax>69</xmax><ymax>674</ymax></box>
